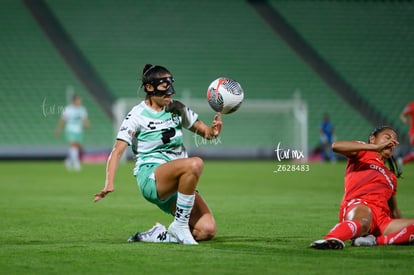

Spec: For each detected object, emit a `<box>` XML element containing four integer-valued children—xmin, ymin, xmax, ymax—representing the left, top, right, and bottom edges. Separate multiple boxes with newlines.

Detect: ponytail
<box><xmin>387</xmin><ymin>156</ymin><xmax>403</xmax><ymax>178</ymax></box>
<box><xmin>369</xmin><ymin>125</ymin><xmax>402</xmax><ymax>178</ymax></box>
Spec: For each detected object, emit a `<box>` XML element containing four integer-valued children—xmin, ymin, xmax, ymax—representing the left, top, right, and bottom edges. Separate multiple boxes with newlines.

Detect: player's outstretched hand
<box><xmin>211</xmin><ymin>112</ymin><xmax>222</xmax><ymax>137</ymax></box>
<box><xmin>93</xmin><ymin>190</ymin><xmax>112</xmax><ymax>203</ymax></box>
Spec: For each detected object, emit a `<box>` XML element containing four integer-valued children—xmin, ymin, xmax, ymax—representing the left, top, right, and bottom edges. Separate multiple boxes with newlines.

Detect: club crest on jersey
<box><xmin>171</xmin><ymin>113</ymin><xmax>180</xmax><ymax>125</ymax></box>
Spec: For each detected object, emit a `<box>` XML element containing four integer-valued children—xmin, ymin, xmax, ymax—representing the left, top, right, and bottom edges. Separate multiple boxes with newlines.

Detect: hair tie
<box><xmin>143</xmin><ymin>65</ymin><xmax>156</xmax><ymax>76</ymax></box>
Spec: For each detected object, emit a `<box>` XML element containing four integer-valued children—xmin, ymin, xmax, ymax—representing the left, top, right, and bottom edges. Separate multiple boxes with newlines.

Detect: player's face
<box><xmin>153</xmin><ymin>81</ymin><xmax>173</xmax><ymax>105</ymax></box>
<box><xmin>154</xmin><ymin>74</ymin><xmax>173</xmax><ymax>104</ymax></box>
<box><xmin>73</xmin><ymin>97</ymin><xmax>81</xmax><ymax>106</ymax></box>
<box><xmin>372</xmin><ymin>129</ymin><xmax>398</xmax><ymax>158</ymax></box>
<box><xmin>145</xmin><ymin>74</ymin><xmax>174</xmax><ymax>106</ymax></box>
<box><xmin>155</xmin><ymin>81</ymin><xmax>173</xmax><ymax>94</ymax></box>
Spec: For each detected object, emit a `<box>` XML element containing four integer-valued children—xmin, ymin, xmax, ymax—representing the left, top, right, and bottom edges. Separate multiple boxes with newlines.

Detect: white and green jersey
<box><xmin>62</xmin><ymin>105</ymin><xmax>88</xmax><ymax>134</ymax></box>
<box><xmin>116</xmin><ymin>100</ymin><xmax>198</xmax><ymax>175</ymax></box>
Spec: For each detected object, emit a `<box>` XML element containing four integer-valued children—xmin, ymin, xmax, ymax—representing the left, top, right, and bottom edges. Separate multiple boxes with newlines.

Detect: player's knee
<box><xmin>354</xmin><ymin>217</ymin><xmax>372</xmax><ymax>236</ymax></box>
<box><xmin>204</xmin><ymin>223</ymin><xmax>217</xmax><ymax>240</ymax></box>
<box><xmin>347</xmin><ymin>205</ymin><xmax>372</xmax><ymax>235</ymax></box>
<box><xmin>196</xmin><ymin>223</ymin><xmax>217</xmax><ymax>241</ymax></box>
<box><xmin>189</xmin><ymin>157</ymin><xmax>204</xmax><ymax>177</ymax></box>
<box><xmin>361</xmin><ymin>222</ymin><xmax>371</xmax><ymax>235</ymax></box>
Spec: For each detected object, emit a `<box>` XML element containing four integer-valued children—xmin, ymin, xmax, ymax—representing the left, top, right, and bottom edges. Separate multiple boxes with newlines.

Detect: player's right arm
<box><xmin>54</xmin><ymin>117</ymin><xmax>66</xmax><ymax>136</ymax></box>
<box><xmin>191</xmin><ymin>113</ymin><xmax>222</xmax><ymax>140</ymax></box>
<box><xmin>94</xmin><ymin>105</ymin><xmax>140</xmax><ymax>202</ymax></box>
<box><xmin>332</xmin><ymin>140</ymin><xmax>396</xmax><ymax>158</ymax></box>
<box><xmin>94</xmin><ymin>139</ymin><xmax>128</xmax><ymax>202</ymax></box>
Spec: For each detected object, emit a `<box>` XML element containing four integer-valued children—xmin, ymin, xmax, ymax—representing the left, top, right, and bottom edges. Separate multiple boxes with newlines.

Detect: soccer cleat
<box><xmin>167</xmin><ymin>222</ymin><xmax>198</xmax><ymax>245</ymax></box>
<box><xmin>310</xmin><ymin>238</ymin><xmax>345</xmax><ymax>250</ymax></box>
<box><xmin>127</xmin><ymin>222</ymin><xmax>167</xmax><ymax>243</ymax></box>
<box><xmin>352</xmin><ymin>234</ymin><xmax>376</xmax><ymax>247</ymax></box>
<box><xmin>127</xmin><ymin>233</ymin><xmax>140</xmax><ymax>243</ymax></box>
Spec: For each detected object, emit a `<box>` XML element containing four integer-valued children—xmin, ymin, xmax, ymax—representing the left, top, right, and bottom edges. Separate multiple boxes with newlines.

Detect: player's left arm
<box><xmin>388</xmin><ymin>195</ymin><xmax>402</xmax><ymax>219</ymax></box>
<box><xmin>190</xmin><ymin>113</ymin><xmax>222</xmax><ymax>140</ymax></box>
<box><xmin>83</xmin><ymin>117</ymin><xmax>91</xmax><ymax>129</ymax></box>
<box><xmin>83</xmin><ymin>109</ymin><xmax>91</xmax><ymax>129</ymax></box>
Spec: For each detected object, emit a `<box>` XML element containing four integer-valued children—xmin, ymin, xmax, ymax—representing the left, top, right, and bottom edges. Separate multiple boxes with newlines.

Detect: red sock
<box><xmin>377</xmin><ymin>224</ymin><xmax>414</xmax><ymax>245</ymax></box>
<box><xmin>324</xmin><ymin>220</ymin><xmax>361</xmax><ymax>241</ymax></box>
<box><xmin>403</xmin><ymin>152</ymin><xmax>414</xmax><ymax>164</ymax></box>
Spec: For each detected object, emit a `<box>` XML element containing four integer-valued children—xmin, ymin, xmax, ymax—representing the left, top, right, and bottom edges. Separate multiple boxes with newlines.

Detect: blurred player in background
<box><xmin>93</xmin><ymin>64</ymin><xmax>222</xmax><ymax>245</ymax></box>
<box><xmin>310</xmin><ymin>126</ymin><xmax>414</xmax><ymax>249</ymax></box>
<box><xmin>55</xmin><ymin>95</ymin><xmax>90</xmax><ymax>171</ymax></box>
<box><xmin>319</xmin><ymin>113</ymin><xmax>336</xmax><ymax>162</ymax></box>
<box><xmin>399</xmin><ymin>101</ymin><xmax>414</xmax><ymax>165</ymax></box>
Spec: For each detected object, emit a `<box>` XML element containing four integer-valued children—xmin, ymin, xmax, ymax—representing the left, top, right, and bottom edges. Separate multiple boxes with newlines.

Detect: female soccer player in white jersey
<box><xmin>94</xmin><ymin>64</ymin><xmax>222</xmax><ymax>245</ymax></box>
<box><xmin>55</xmin><ymin>95</ymin><xmax>90</xmax><ymax>171</ymax></box>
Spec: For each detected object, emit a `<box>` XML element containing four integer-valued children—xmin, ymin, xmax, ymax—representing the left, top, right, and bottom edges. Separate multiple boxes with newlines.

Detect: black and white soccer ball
<box><xmin>206</xmin><ymin>77</ymin><xmax>244</xmax><ymax>114</ymax></box>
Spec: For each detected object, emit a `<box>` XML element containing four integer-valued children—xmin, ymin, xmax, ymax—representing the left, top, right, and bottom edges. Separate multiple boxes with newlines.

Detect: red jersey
<box><xmin>340</xmin><ymin>147</ymin><xmax>397</xmax><ymax>216</ymax></box>
<box><xmin>402</xmin><ymin>101</ymin><xmax>414</xmax><ymax>136</ymax></box>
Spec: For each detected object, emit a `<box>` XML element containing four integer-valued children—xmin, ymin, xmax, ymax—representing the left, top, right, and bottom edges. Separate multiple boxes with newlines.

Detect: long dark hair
<box><xmin>369</xmin><ymin>125</ymin><xmax>402</xmax><ymax>178</ymax></box>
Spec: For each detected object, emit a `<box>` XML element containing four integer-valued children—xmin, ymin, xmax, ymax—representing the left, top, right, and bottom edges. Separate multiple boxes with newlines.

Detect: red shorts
<box><xmin>339</xmin><ymin>199</ymin><xmax>392</xmax><ymax>236</ymax></box>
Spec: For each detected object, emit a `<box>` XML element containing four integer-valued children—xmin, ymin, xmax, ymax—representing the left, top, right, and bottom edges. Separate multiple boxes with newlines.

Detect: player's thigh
<box><xmin>154</xmin><ymin>157</ymin><xmax>203</xmax><ymax>198</ymax></box>
<box><xmin>383</xmin><ymin>218</ymin><xmax>414</xmax><ymax>235</ymax></box>
<box><xmin>155</xmin><ymin>157</ymin><xmax>203</xmax><ymax>180</ymax></box>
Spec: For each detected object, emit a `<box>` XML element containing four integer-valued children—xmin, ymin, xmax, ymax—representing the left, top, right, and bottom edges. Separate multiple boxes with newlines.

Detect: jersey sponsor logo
<box><xmin>147</xmin><ymin>122</ymin><xmax>156</xmax><ymax>130</ymax></box>
<box><xmin>146</xmin><ymin>116</ymin><xmax>179</xmax><ymax>130</ymax></box>
<box><xmin>369</xmin><ymin>164</ymin><xmax>394</xmax><ymax>191</ymax></box>
<box><xmin>161</xmin><ymin>128</ymin><xmax>176</xmax><ymax>144</ymax></box>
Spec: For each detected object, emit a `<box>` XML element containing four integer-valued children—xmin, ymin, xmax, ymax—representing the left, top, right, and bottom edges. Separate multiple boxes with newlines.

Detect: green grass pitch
<box><xmin>1</xmin><ymin>160</ymin><xmax>413</xmax><ymax>274</ymax></box>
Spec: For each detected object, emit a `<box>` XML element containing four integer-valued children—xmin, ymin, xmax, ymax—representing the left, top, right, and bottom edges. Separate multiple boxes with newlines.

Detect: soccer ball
<box><xmin>206</xmin><ymin>77</ymin><xmax>244</xmax><ymax>114</ymax></box>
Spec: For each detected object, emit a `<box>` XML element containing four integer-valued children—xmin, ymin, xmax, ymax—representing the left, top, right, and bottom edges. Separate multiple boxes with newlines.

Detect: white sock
<box><xmin>173</xmin><ymin>192</ymin><xmax>195</xmax><ymax>227</ymax></box>
<box><xmin>69</xmin><ymin>147</ymin><xmax>81</xmax><ymax>171</ymax></box>
<box><xmin>64</xmin><ymin>158</ymin><xmax>72</xmax><ymax>170</ymax></box>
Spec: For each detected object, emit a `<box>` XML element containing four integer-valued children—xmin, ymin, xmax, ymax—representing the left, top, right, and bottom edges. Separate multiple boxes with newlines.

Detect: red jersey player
<box><xmin>310</xmin><ymin>126</ymin><xmax>414</xmax><ymax>249</ymax></box>
<box><xmin>399</xmin><ymin>101</ymin><xmax>414</xmax><ymax>164</ymax></box>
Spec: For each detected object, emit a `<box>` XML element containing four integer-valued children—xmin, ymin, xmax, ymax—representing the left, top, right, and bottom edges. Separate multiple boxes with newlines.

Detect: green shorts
<box><xmin>65</xmin><ymin>130</ymin><xmax>83</xmax><ymax>143</ymax></box>
<box><xmin>136</xmin><ymin>163</ymin><xmax>177</xmax><ymax>214</ymax></box>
